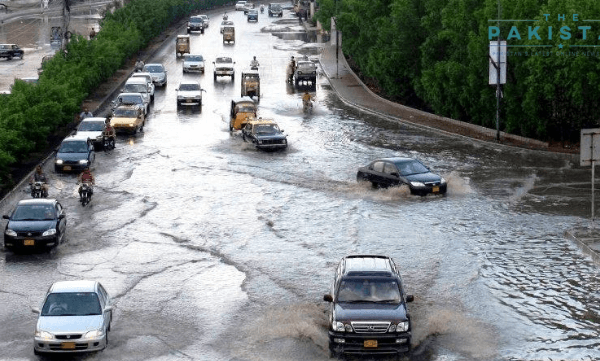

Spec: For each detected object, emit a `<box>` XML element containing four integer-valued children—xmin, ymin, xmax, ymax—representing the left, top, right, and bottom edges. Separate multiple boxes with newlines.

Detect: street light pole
<box><xmin>496</xmin><ymin>0</ymin><xmax>501</xmax><ymax>141</ymax></box>
<box><xmin>334</xmin><ymin>0</ymin><xmax>338</xmax><ymax>78</ymax></box>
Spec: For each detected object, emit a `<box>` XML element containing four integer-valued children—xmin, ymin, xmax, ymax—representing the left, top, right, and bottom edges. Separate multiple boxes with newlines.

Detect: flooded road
<box><xmin>0</xmin><ymin>4</ymin><xmax>598</xmax><ymax>361</ymax></box>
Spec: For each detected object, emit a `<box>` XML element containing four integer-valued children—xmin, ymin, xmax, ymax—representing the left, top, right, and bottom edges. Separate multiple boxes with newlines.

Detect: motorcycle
<box><xmin>302</xmin><ymin>98</ymin><xmax>313</xmax><ymax>114</ymax></box>
<box><xmin>78</xmin><ymin>182</ymin><xmax>93</xmax><ymax>206</ymax></box>
<box><xmin>30</xmin><ymin>181</ymin><xmax>48</xmax><ymax>198</ymax></box>
<box><xmin>103</xmin><ymin>135</ymin><xmax>115</xmax><ymax>151</ymax></box>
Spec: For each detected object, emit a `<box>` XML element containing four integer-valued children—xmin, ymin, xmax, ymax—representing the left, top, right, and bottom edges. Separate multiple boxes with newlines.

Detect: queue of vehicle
<box><xmin>0</xmin><ymin>5</ymin><xmax>450</xmax><ymax>359</ymax></box>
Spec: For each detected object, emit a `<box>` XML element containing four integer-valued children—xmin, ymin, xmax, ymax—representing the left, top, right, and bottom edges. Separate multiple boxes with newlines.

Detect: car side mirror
<box><xmin>406</xmin><ymin>295</ymin><xmax>414</xmax><ymax>303</ymax></box>
<box><xmin>104</xmin><ymin>306</ymin><xmax>113</xmax><ymax>312</ymax></box>
<box><xmin>212</xmin><ymin>61</ymin><xmax>215</xmax><ymax>65</ymax></box>
<box><xmin>323</xmin><ymin>294</ymin><xmax>333</xmax><ymax>302</ymax></box>
<box><xmin>2</xmin><ymin>215</ymin><xmax>9</xmax><ymax>219</ymax></box>
<box><xmin>31</xmin><ymin>307</ymin><xmax>40</xmax><ymax>314</ymax></box>
<box><xmin>280</xmin><ymin>129</ymin><xmax>284</xmax><ymax>133</ymax></box>
<box><xmin>58</xmin><ymin>214</ymin><xmax>65</xmax><ymax>219</ymax></box>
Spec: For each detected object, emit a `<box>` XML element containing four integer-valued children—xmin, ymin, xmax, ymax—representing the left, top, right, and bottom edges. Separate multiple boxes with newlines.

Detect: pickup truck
<box><xmin>0</xmin><ymin>44</ymin><xmax>24</xmax><ymax>60</ymax></box>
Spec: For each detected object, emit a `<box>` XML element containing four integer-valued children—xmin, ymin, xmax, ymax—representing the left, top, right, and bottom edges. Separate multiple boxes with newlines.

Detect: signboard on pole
<box><xmin>581</xmin><ymin>128</ymin><xmax>600</xmax><ymax>221</ymax></box>
<box><xmin>581</xmin><ymin>128</ymin><xmax>600</xmax><ymax>166</ymax></box>
<box><xmin>489</xmin><ymin>41</ymin><xmax>506</xmax><ymax>85</ymax></box>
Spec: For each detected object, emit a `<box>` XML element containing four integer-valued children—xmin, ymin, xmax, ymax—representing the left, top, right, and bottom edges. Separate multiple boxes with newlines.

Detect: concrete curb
<box><xmin>316</xmin><ymin>32</ymin><xmax>575</xmax><ymax>159</ymax></box>
<box><xmin>565</xmin><ymin>230</ymin><xmax>600</xmax><ymax>265</ymax></box>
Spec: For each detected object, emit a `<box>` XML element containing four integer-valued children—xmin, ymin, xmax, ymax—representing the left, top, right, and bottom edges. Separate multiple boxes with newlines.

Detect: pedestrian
<box><xmin>79</xmin><ymin>107</ymin><xmax>93</xmax><ymax>121</ymax></box>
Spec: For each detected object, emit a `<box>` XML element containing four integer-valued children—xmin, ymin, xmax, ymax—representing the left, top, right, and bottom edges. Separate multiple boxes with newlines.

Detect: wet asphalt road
<box><xmin>0</xmin><ymin>3</ymin><xmax>598</xmax><ymax>361</ymax></box>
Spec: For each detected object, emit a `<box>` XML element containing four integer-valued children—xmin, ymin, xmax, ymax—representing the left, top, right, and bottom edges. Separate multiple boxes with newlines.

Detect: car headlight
<box><xmin>441</xmin><ymin>177</ymin><xmax>447</xmax><ymax>184</ymax></box>
<box><xmin>83</xmin><ymin>330</ymin><xmax>104</xmax><ymax>339</ymax></box>
<box><xmin>333</xmin><ymin>321</ymin><xmax>345</xmax><ymax>332</ymax></box>
<box><xmin>55</xmin><ymin>159</ymin><xmax>63</xmax><ymax>165</ymax></box>
<box><xmin>79</xmin><ymin>159</ymin><xmax>88</xmax><ymax>165</ymax></box>
<box><xmin>35</xmin><ymin>330</ymin><xmax>53</xmax><ymax>340</ymax></box>
<box><xmin>395</xmin><ymin>321</ymin><xmax>409</xmax><ymax>332</ymax></box>
<box><xmin>257</xmin><ymin>140</ymin><xmax>263</xmax><ymax>144</ymax></box>
<box><xmin>5</xmin><ymin>229</ymin><xmax>16</xmax><ymax>237</ymax></box>
<box><xmin>42</xmin><ymin>229</ymin><xmax>56</xmax><ymax>236</ymax></box>
<box><xmin>410</xmin><ymin>181</ymin><xmax>425</xmax><ymax>188</ymax></box>
<box><xmin>129</xmin><ymin>124</ymin><xmax>134</xmax><ymax>127</ymax></box>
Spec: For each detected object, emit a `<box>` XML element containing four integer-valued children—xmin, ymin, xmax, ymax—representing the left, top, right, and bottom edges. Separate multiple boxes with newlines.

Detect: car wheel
<box><xmin>356</xmin><ymin>172</ymin><xmax>368</xmax><ymax>183</ymax></box>
<box><xmin>214</xmin><ymin>74</ymin><xmax>217</xmax><ymax>81</ymax></box>
<box><xmin>34</xmin><ymin>349</ymin><xmax>40</xmax><ymax>356</ymax></box>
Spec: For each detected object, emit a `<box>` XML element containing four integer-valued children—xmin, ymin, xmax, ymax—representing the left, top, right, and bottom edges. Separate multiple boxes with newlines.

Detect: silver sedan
<box><xmin>32</xmin><ymin>280</ymin><xmax>113</xmax><ymax>355</ymax></box>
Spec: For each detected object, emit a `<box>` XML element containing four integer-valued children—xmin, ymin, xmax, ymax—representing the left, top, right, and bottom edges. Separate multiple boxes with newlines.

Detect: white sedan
<box><xmin>176</xmin><ymin>81</ymin><xmax>205</xmax><ymax>107</ymax></box>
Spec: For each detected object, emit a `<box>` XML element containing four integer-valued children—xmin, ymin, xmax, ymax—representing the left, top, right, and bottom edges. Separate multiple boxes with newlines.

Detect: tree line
<box><xmin>315</xmin><ymin>0</ymin><xmax>600</xmax><ymax>145</ymax></box>
<box><xmin>0</xmin><ymin>0</ymin><xmax>229</xmax><ymax>189</ymax></box>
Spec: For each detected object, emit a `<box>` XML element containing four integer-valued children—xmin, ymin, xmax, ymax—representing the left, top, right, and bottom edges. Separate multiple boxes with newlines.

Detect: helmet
<box><xmin>36</xmin><ymin>165</ymin><xmax>42</xmax><ymax>172</ymax></box>
<box><xmin>253</xmin><ymin>56</ymin><xmax>256</xmax><ymax>60</ymax></box>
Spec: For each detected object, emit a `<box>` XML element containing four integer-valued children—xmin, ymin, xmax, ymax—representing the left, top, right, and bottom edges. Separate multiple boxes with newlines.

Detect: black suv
<box><xmin>0</xmin><ymin>44</ymin><xmax>24</xmax><ymax>60</ymax></box>
<box><xmin>323</xmin><ymin>255</ymin><xmax>414</xmax><ymax>359</ymax></box>
<box><xmin>187</xmin><ymin>16</ymin><xmax>205</xmax><ymax>34</ymax></box>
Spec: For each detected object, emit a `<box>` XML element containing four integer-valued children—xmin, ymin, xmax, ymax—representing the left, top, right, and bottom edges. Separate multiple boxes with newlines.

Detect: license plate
<box><xmin>364</xmin><ymin>340</ymin><xmax>378</xmax><ymax>348</ymax></box>
<box><xmin>63</xmin><ymin>166</ymin><xmax>71</xmax><ymax>171</ymax></box>
<box><xmin>61</xmin><ymin>342</ymin><xmax>76</xmax><ymax>350</ymax></box>
<box><xmin>186</xmin><ymin>99</ymin><xmax>192</xmax><ymax>103</ymax></box>
<box><xmin>432</xmin><ymin>186</ymin><xmax>439</xmax><ymax>193</ymax></box>
<box><xmin>24</xmin><ymin>239</ymin><xmax>35</xmax><ymax>246</ymax></box>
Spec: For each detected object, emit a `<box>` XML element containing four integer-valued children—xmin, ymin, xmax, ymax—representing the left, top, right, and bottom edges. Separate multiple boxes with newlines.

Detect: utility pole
<box><xmin>61</xmin><ymin>0</ymin><xmax>71</xmax><ymax>52</ymax></box>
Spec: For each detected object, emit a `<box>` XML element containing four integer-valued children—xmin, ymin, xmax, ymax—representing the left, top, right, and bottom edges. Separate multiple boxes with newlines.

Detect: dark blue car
<box><xmin>54</xmin><ymin>135</ymin><xmax>95</xmax><ymax>173</ymax></box>
<box><xmin>241</xmin><ymin>119</ymin><xmax>288</xmax><ymax>150</ymax></box>
<box><xmin>3</xmin><ymin>199</ymin><xmax>67</xmax><ymax>251</ymax></box>
<box><xmin>247</xmin><ymin>9</ymin><xmax>259</xmax><ymax>22</ymax></box>
<box><xmin>357</xmin><ymin>157</ymin><xmax>447</xmax><ymax>195</ymax></box>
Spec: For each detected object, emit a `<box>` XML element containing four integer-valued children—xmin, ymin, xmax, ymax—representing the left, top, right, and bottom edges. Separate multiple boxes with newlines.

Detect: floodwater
<box><xmin>0</xmin><ymin>4</ymin><xmax>597</xmax><ymax>361</ymax></box>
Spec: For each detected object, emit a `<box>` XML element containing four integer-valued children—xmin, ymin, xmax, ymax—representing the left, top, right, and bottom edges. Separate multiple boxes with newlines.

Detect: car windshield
<box><xmin>186</xmin><ymin>55</ymin><xmax>204</xmax><ymax>62</ymax></box>
<box><xmin>236</xmin><ymin>105</ymin><xmax>256</xmax><ymax>113</ymax></box>
<box><xmin>41</xmin><ymin>292</ymin><xmax>102</xmax><ymax>316</ymax></box>
<box><xmin>254</xmin><ymin>125</ymin><xmax>279</xmax><ymax>135</ymax></box>
<box><xmin>272</xmin><ymin>5</ymin><xmax>281</xmax><ymax>10</ymax></box>
<box><xmin>78</xmin><ymin>121</ymin><xmax>104</xmax><ymax>132</ymax></box>
<box><xmin>217</xmin><ymin>57</ymin><xmax>232</xmax><ymax>63</ymax></box>
<box><xmin>248</xmin><ymin>10</ymin><xmax>258</xmax><ymax>14</ymax></box>
<box><xmin>337</xmin><ymin>279</ymin><xmax>401</xmax><ymax>303</ymax></box>
<box><xmin>179</xmin><ymin>83</ymin><xmax>200</xmax><ymax>91</ymax></box>
<box><xmin>118</xmin><ymin>95</ymin><xmax>142</xmax><ymax>104</ymax></box>
<box><xmin>221</xmin><ymin>21</ymin><xmax>233</xmax><ymax>26</ymax></box>
<box><xmin>190</xmin><ymin>18</ymin><xmax>203</xmax><ymax>23</ymax></box>
<box><xmin>113</xmin><ymin>108</ymin><xmax>139</xmax><ymax>117</ymax></box>
<box><xmin>58</xmin><ymin>141</ymin><xmax>88</xmax><ymax>153</ymax></box>
<box><xmin>12</xmin><ymin>204</ymin><xmax>56</xmax><ymax>221</ymax></box>
<box><xmin>124</xmin><ymin>84</ymin><xmax>147</xmax><ymax>93</ymax></box>
<box><xmin>243</xmin><ymin>74</ymin><xmax>259</xmax><ymax>80</ymax></box>
<box><xmin>144</xmin><ymin>65</ymin><xmax>164</xmax><ymax>73</ymax></box>
<box><xmin>394</xmin><ymin>160</ymin><xmax>429</xmax><ymax>176</ymax></box>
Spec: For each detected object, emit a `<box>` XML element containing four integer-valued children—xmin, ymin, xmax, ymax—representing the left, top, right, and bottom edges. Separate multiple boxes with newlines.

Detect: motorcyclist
<box><xmin>134</xmin><ymin>58</ymin><xmax>144</xmax><ymax>72</ymax></box>
<box><xmin>102</xmin><ymin>118</ymin><xmax>116</xmax><ymax>149</ymax></box>
<box><xmin>30</xmin><ymin>165</ymin><xmax>49</xmax><ymax>197</ymax></box>
<box><xmin>287</xmin><ymin>56</ymin><xmax>296</xmax><ymax>83</ymax></box>
<box><xmin>223</xmin><ymin>13</ymin><xmax>228</xmax><ymax>20</ymax></box>
<box><xmin>77</xmin><ymin>167</ymin><xmax>95</xmax><ymax>197</ymax></box>
<box><xmin>260</xmin><ymin>4</ymin><xmax>264</xmax><ymax>13</ymax></box>
<box><xmin>302</xmin><ymin>91</ymin><xmax>314</xmax><ymax>110</ymax></box>
<box><xmin>250</xmin><ymin>56</ymin><xmax>259</xmax><ymax>70</ymax></box>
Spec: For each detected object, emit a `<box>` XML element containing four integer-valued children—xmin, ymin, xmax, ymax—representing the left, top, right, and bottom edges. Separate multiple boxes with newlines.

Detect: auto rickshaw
<box><xmin>176</xmin><ymin>35</ymin><xmax>190</xmax><ymax>58</ymax></box>
<box><xmin>241</xmin><ymin>70</ymin><xmax>260</xmax><ymax>99</ymax></box>
<box><xmin>230</xmin><ymin>97</ymin><xmax>257</xmax><ymax>131</ymax></box>
<box><xmin>223</xmin><ymin>26</ymin><xmax>235</xmax><ymax>44</ymax></box>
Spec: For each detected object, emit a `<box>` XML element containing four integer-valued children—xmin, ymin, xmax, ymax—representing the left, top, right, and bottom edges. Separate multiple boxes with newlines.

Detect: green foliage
<box><xmin>0</xmin><ymin>0</ymin><xmax>231</xmax><ymax>186</ymax></box>
<box><xmin>318</xmin><ymin>0</ymin><xmax>600</xmax><ymax>143</ymax></box>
